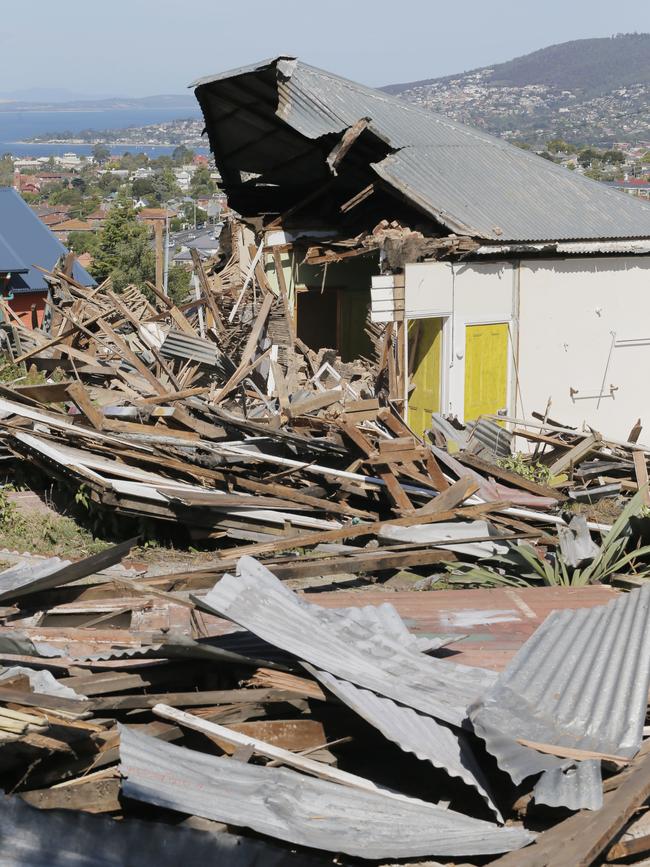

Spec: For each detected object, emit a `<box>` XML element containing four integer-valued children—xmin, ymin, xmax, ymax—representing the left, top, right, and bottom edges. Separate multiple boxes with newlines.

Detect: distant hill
<box><xmin>383</xmin><ymin>34</ymin><xmax>650</xmax><ymax>146</ymax></box>
<box><xmin>0</xmin><ymin>93</ymin><xmax>197</xmax><ymax>113</ymax></box>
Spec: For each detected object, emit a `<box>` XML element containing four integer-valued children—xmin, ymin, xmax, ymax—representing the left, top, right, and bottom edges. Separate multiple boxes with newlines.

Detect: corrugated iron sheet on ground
<box><xmin>532</xmin><ymin>759</ymin><xmax>603</xmax><ymax>811</ymax></box>
<box><xmin>0</xmin><ymin>794</ymin><xmax>328</xmax><ymax>867</ymax></box>
<box><xmin>469</xmin><ymin>585</ymin><xmax>650</xmax><ymax>807</ymax></box>
<box><xmin>305</xmin><ymin>665</ymin><xmax>503</xmax><ymax>821</ymax></box>
<box><xmin>195</xmin><ymin>557</ymin><xmax>496</xmax><ymax>727</ymax></box>
<box><xmin>119</xmin><ymin>725</ymin><xmax>534</xmax><ymax>858</ymax></box>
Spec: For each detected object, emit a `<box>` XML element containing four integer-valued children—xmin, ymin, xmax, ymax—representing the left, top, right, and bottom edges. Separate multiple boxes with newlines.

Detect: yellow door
<box><xmin>464</xmin><ymin>323</ymin><xmax>509</xmax><ymax>422</ymax></box>
<box><xmin>408</xmin><ymin>317</ymin><xmax>442</xmax><ymax>437</ymax></box>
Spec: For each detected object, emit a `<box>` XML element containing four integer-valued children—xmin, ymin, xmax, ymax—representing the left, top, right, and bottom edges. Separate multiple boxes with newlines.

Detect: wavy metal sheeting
<box><xmin>119</xmin><ymin>726</ymin><xmax>534</xmax><ymax>858</ymax></box>
<box><xmin>0</xmin><ymin>794</ymin><xmax>328</xmax><ymax>867</ymax></box>
<box><xmin>469</xmin><ymin>585</ymin><xmax>650</xmax><ymax>807</ymax></box>
<box><xmin>0</xmin><ymin>539</ymin><xmax>136</xmax><ymax>603</ymax></box>
<box><xmin>160</xmin><ymin>330</ymin><xmax>219</xmax><ymax>367</ymax></box>
<box><xmin>196</xmin><ymin>557</ymin><xmax>496</xmax><ymax>727</ymax></box>
<box><xmin>194</xmin><ymin>57</ymin><xmax>650</xmax><ymax>243</ymax></box>
<box><xmin>532</xmin><ymin>759</ymin><xmax>603</xmax><ymax>812</ymax></box>
<box><xmin>305</xmin><ymin>665</ymin><xmax>503</xmax><ymax>821</ymax></box>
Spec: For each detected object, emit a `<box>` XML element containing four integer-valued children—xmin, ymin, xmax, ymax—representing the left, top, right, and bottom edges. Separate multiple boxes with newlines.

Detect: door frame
<box><xmin>405</xmin><ymin>314</ymin><xmax>449</xmax><ymax>428</ymax></box>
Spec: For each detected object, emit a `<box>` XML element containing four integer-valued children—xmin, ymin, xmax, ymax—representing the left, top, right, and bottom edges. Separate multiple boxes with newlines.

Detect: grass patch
<box><xmin>0</xmin><ymin>489</ymin><xmax>109</xmax><ymax>559</ymax></box>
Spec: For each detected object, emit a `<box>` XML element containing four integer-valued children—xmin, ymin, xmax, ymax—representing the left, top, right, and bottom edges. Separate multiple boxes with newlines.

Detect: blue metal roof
<box><xmin>195</xmin><ymin>58</ymin><xmax>650</xmax><ymax>243</ymax></box>
<box><xmin>0</xmin><ymin>188</ymin><xmax>95</xmax><ymax>294</ymax></box>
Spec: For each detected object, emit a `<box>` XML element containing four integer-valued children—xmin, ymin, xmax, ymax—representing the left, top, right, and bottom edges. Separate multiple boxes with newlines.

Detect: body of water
<box><xmin>0</xmin><ymin>107</ymin><xmax>208</xmax><ymax>157</ymax></box>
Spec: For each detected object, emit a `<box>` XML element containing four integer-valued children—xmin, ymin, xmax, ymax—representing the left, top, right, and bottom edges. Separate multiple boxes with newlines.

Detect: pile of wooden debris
<box><xmin>0</xmin><ymin>544</ymin><xmax>647</xmax><ymax>865</ymax></box>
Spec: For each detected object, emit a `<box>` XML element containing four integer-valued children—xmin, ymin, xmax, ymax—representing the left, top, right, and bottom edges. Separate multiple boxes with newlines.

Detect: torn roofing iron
<box><xmin>0</xmin><ymin>794</ymin><xmax>329</xmax><ymax>867</ymax></box>
<box><xmin>469</xmin><ymin>584</ymin><xmax>650</xmax><ymax>791</ymax></box>
<box><xmin>304</xmin><ymin>664</ymin><xmax>503</xmax><ymax>821</ymax></box>
<box><xmin>193</xmin><ymin>57</ymin><xmax>650</xmax><ymax>243</ymax></box>
<box><xmin>195</xmin><ymin>556</ymin><xmax>497</xmax><ymax>726</ymax></box>
<box><xmin>119</xmin><ymin>725</ymin><xmax>534</xmax><ymax>858</ymax></box>
<box><xmin>533</xmin><ymin>759</ymin><xmax>603</xmax><ymax>812</ymax></box>
<box><xmin>0</xmin><ymin>538</ymin><xmax>137</xmax><ymax>603</ymax></box>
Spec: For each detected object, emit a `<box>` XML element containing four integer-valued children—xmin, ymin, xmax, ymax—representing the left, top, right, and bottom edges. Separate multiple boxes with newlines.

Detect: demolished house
<box><xmin>193</xmin><ymin>56</ymin><xmax>650</xmax><ymax>440</ymax></box>
<box><xmin>4</xmin><ymin>58</ymin><xmax>650</xmax><ymax>867</ymax></box>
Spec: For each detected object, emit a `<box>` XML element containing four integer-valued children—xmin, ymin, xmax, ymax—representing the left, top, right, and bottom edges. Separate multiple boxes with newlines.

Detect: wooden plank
<box><xmin>212</xmin><ymin>503</ymin><xmax>494</xmax><ymax>564</ymax></box>
<box><xmin>606</xmin><ymin>832</ymin><xmax>650</xmax><ymax>862</ymax></box>
<box><xmin>415</xmin><ymin>476</ymin><xmax>480</xmax><ymax>515</ymax></box>
<box><xmin>547</xmin><ymin>433</ymin><xmax>600</xmax><ymax>476</ymax></box>
<box><xmin>21</xmin><ymin>778</ymin><xmax>121</xmax><ymax>814</ymax></box>
<box><xmin>154</xmin><ymin>704</ymin><xmax>437</xmax><ymax>808</ymax></box>
<box><xmin>265</xmin><ymin>547</ymin><xmax>455</xmax><ymax>580</ymax></box>
<box><xmin>190</xmin><ymin>248</ymin><xmax>225</xmax><ymax>334</ymax></box>
<box><xmin>97</xmin><ymin>318</ymin><xmax>165</xmax><ymax>395</ymax></box>
<box><xmin>633</xmin><ymin>449</ymin><xmax>650</xmax><ymax>506</ymax></box>
<box><xmin>91</xmin><ymin>688</ymin><xmax>314</xmax><ymax>711</ymax></box>
<box><xmin>66</xmin><ymin>381</ymin><xmax>104</xmax><ymax>431</ymax></box>
<box><xmin>457</xmin><ymin>452</ymin><xmax>566</xmax><ymax>500</ymax></box>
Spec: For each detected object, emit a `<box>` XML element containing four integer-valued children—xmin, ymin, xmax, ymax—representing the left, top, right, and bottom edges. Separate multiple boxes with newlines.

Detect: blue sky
<box><xmin>2</xmin><ymin>0</ymin><xmax>650</xmax><ymax>96</ymax></box>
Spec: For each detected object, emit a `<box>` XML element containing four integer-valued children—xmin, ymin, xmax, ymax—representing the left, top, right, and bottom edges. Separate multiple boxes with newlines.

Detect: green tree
<box><xmin>190</xmin><ymin>166</ymin><xmax>216</xmax><ymax>197</ymax></box>
<box><xmin>172</xmin><ymin>145</ymin><xmax>195</xmax><ymax>165</ymax></box>
<box><xmin>92</xmin><ymin>143</ymin><xmax>111</xmax><ymax>164</ymax></box>
<box><xmin>166</xmin><ymin>265</ymin><xmax>191</xmax><ymax>304</ymax></box>
<box><xmin>602</xmin><ymin>149</ymin><xmax>626</xmax><ymax>165</ymax></box>
<box><xmin>0</xmin><ymin>154</ymin><xmax>13</xmax><ymax>186</ymax></box>
<box><xmin>546</xmin><ymin>138</ymin><xmax>571</xmax><ymax>154</ymax></box>
<box><xmin>92</xmin><ymin>193</ymin><xmax>154</xmax><ymax>290</ymax></box>
<box><xmin>151</xmin><ymin>168</ymin><xmax>180</xmax><ymax>203</ymax></box>
<box><xmin>68</xmin><ymin>230</ymin><xmax>101</xmax><ymax>257</ymax></box>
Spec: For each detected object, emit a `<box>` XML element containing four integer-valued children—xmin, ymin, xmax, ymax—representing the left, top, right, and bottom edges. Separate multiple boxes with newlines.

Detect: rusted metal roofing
<box><xmin>194</xmin><ymin>57</ymin><xmax>650</xmax><ymax>243</ymax></box>
<box><xmin>468</xmin><ymin>585</ymin><xmax>650</xmax><ymax>807</ymax></box>
<box><xmin>308</xmin><ymin>584</ymin><xmax>617</xmax><ymax>670</ymax></box>
<box><xmin>196</xmin><ymin>557</ymin><xmax>496</xmax><ymax>727</ymax></box>
<box><xmin>119</xmin><ymin>725</ymin><xmax>534</xmax><ymax>858</ymax></box>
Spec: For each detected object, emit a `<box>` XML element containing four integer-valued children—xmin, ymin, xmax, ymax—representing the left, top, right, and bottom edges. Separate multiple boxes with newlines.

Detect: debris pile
<box><xmin>0</xmin><ymin>545</ymin><xmax>647</xmax><ymax>865</ymax></box>
<box><xmin>0</xmin><ymin>229</ymin><xmax>650</xmax><ymax>862</ymax></box>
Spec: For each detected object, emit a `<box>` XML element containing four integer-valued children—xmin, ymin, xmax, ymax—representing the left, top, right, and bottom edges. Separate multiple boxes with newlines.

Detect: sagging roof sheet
<box><xmin>0</xmin><ymin>538</ymin><xmax>136</xmax><ymax>603</ymax></box>
<box><xmin>469</xmin><ymin>584</ymin><xmax>650</xmax><ymax>788</ymax></box>
<box><xmin>194</xmin><ymin>57</ymin><xmax>650</xmax><ymax>242</ymax></box>
<box><xmin>0</xmin><ymin>794</ymin><xmax>327</xmax><ymax>867</ymax></box>
<box><xmin>196</xmin><ymin>556</ymin><xmax>496</xmax><ymax>727</ymax></box>
<box><xmin>119</xmin><ymin>725</ymin><xmax>534</xmax><ymax>858</ymax></box>
<box><xmin>305</xmin><ymin>664</ymin><xmax>502</xmax><ymax>821</ymax></box>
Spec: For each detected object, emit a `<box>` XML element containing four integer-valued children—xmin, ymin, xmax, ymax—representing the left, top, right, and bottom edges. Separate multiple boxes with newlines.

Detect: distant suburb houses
<box><xmin>0</xmin><ymin>188</ymin><xmax>94</xmax><ymax>327</ymax></box>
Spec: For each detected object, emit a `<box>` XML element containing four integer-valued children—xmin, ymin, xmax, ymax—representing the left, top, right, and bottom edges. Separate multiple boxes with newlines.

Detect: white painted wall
<box><xmin>517</xmin><ymin>257</ymin><xmax>650</xmax><ymax>441</ymax></box>
<box><xmin>405</xmin><ymin>256</ymin><xmax>650</xmax><ymax>442</ymax></box>
<box><xmin>405</xmin><ymin>261</ymin><xmax>514</xmax><ymax>420</ymax></box>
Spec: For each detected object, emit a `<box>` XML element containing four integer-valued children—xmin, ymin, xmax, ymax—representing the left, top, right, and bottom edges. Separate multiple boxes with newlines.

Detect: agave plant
<box><xmin>445</xmin><ymin>490</ymin><xmax>650</xmax><ymax>588</ymax></box>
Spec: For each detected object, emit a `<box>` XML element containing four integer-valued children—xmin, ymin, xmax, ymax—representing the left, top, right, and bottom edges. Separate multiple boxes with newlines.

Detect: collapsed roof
<box><xmin>193</xmin><ymin>57</ymin><xmax>650</xmax><ymax>244</ymax></box>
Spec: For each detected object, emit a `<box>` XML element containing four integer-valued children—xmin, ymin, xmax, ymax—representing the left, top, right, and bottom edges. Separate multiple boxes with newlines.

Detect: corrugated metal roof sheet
<box><xmin>119</xmin><ymin>725</ymin><xmax>534</xmax><ymax>858</ymax></box>
<box><xmin>196</xmin><ymin>556</ymin><xmax>497</xmax><ymax>727</ymax></box>
<box><xmin>160</xmin><ymin>330</ymin><xmax>219</xmax><ymax>366</ymax></box>
<box><xmin>0</xmin><ymin>539</ymin><xmax>135</xmax><ymax>603</ymax></box>
<box><xmin>0</xmin><ymin>793</ymin><xmax>327</xmax><ymax>867</ymax></box>
<box><xmin>532</xmin><ymin>759</ymin><xmax>603</xmax><ymax>812</ymax></box>
<box><xmin>194</xmin><ymin>58</ymin><xmax>650</xmax><ymax>243</ymax></box>
<box><xmin>305</xmin><ymin>665</ymin><xmax>503</xmax><ymax>820</ymax></box>
<box><xmin>0</xmin><ymin>188</ymin><xmax>94</xmax><ymax>292</ymax></box>
<box><xmin>469</xmin><ymin>585</ymin><xmax>650</xmax><ymax>804</ymax></box>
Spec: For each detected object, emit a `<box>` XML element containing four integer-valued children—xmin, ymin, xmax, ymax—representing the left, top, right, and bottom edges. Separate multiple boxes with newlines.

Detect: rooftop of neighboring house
<box><xmin>194</xmin><ymin>56</ymin><xmax>650</xmax><ymax>243</ymax></box>
<box><xmin>136</xmin><ymin>207</ymin><xmax>178</xmax><ymax>221</ymax></box>
<box><xmin>0</xmin><ymin>188</ymin><xmax>94</xmax><ymax>293</ymax></box>
<box><xmin>52</xmin><ymin>219</ymin><xmax>95</xmax><ymax>232</ymax></box>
